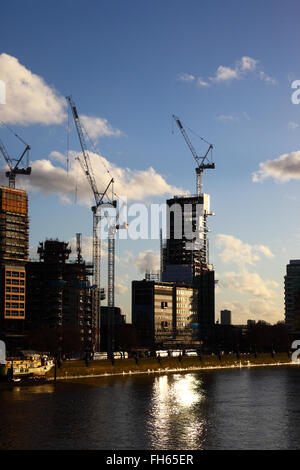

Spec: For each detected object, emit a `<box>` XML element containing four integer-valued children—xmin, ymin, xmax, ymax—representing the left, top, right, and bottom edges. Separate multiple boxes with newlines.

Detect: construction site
<box><xmin>0</xmin><ymin>105</ymin><xmax>217</xmax><ymax>357</ymax></box>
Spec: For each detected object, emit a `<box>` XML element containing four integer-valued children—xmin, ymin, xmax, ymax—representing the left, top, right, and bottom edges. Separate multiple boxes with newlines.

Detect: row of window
<box><xmin>5</xmin><ymin>310</ymin><xmax>25</xmax><ymax>317</ymax></box>
<box><xmin>6</xmin><ymin>279</ymin><xmax>25</xmax><ymax>286</ymax></box>
<box><xmin>6</xmin><ymin>295</ymin><xmax>25</xmax><ymax>301</ymax></box>
<box><xmin>6</xmin><ymin>303</ymin><xmax>25</xmax><ymax>309</ymax></box>
<box><xmin>6</xmin><ymin>286</ymin><xmax>25</xmax><ymax>293</ymax></box>
<box><xmin>6</xmin><ymin>271</ymin><xmax>25</xmax><ymax>278</ymax></box>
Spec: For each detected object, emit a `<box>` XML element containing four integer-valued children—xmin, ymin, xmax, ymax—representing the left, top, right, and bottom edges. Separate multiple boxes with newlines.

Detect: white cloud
<box><xmin>49</xmin><ymin>151</ymin><xmax>67</xmax><ymax>164</ymax></box>
<box><xmin>215</xmin><ymin>234</ymin><xmax>274</xmax><ymax>267</ymax></box>
<box><xmin>179</xmin><ymin>57</ymin><xmax>276</xmax><ymax>88</ymax></box>
<box><xmin>288</xmin><ymin>121</ymin><xmax>299</xmax><ymax>131</ymax></box>
<box><xmin>80</xmin><ymin>115</ymin><xmax>123</xmax><ymax>139</ymax></box>
<box><xmin>217</xmin><ymin>299</ymin><xmax>282</xmax><ymax>324</ymax></box>
<box><xmin>222</xmin><ymin>269</ymin><xmax>279</xmax><ymax>300</ymax></box>
<box><xmin>216</xmin><ymin>233</ymin><xmax>280</xmax><ymax>322</ymax></box>
<box><xmin>135</xmin><ymin>249</ymin><xmax>160</xmax><ymax>275</ymax></box>
<box><xmin>176</xmin><ymin>73</ymin><xmax>195</xmax><ymax>82</ymax></box>
<box><xmin>210</xmin><ymin>56</ymin><xmax>257</xmax><ymax>83</ymax></box>
<box><xmin>0</xmin><ymin>53</ymin><xmax>66</xmax><ymax>125</ymax></box>
<box><xmin>252</xmin><ymin>150</ymin><xmax>300</xmax><ymax>183</ymax></box>
<box><xmin>209</xmin><ymin>56</ymin><xmax>276</xmax><ymax>86</ymax></box>
<box><xmin>115</xmin><ymin>279</ymin><xmax>128</xmax><ymax>295</ymax></box>
<box><xmin>239</xmin><ymin>56</ymin><xmax>258</xmax><ymax>71</ymax></box>
<box><xmin>0</xmin><ymin>53</ymin><xmax>124</xmax><ymax>141</ymax></box>
<box><xmin>196</xmin><ymin>77</ymin><xmax>210</xmax><ymax>87</ymax></box>
<box><xmin>0</xmin><ymin>149</ymin><xmax>184</xmax><ymax>204</ymax></box>
<box><xmin>216</xmin><ymin>114</ymin><xmax>238</xmax><ymax>123</ymax></box>
<box><xmin>212</xmin><ymin>65</ymin><xmax>239</xmax><ymax>83</ymax></box>
<box><xmin>259</xmin><ymin>70</ymin><xmax>277</xmax><ymax>85</ymax></box>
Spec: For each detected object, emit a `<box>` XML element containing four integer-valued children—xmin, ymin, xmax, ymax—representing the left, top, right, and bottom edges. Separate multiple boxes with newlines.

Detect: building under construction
<box><xmin>158</xmin><ymin>193</ymin><xmax>215</xmax><ymax>343</ymax></box>
<box><xmin>26</xmin><ymin>239</ymin><xmax>94</xmax><ymax>353</ymax></box>
<box><xmin>0</xmin><ymin>186</ymin><xmax>29</xmax><ymax>351</ymax></box>
<box><xmin>162</xmin><ymin>193</ymin><xmax>212</xmax><ymax>283</ymax></box>
<box><xmin>133</xmin><ymin>116</ymin><xmax>216</xmax><ymax>348</ymax></box>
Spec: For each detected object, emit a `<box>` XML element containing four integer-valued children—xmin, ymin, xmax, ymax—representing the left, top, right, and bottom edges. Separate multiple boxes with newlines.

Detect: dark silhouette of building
<box><xmin>221</xmin><ymin>309</ymin><xmax>231</xmax><ymax>325</ymax></box>
<box><xmin>0</xmin><ymin>186</ymin><xmax>29</xmax><ymax>352</ymax></box>
<box><xmin>285</xmin><ymin>260</ymin><xmax>300</xmax><ymax>335</ymax></box>
<box><xmin>132</xmin><ymin>279</ymin><xmax>203</xmax><ymax>348</ymax></box>
<box><xmin>100</xmin><ymin>306</ymin><xmax>126</xmax><ymax>351</ymax></box>
<box><xmin>162</xmin><ymin>194</ymin><xmax>212</xmax><ymax>282</ymax></box>
<box><xmin>26</xmin><ymin>239</ymin><xmax>94</xmax><ymax>353</ymax></box>
<box><xmin>159</xmin><ymin>194</ymin><xmax>215</xmax><ymax>344</ymax></box>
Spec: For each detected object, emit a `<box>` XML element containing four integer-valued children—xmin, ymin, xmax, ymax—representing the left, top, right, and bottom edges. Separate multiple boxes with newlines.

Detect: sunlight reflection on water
<box><xmin>148</xmin><ymin>374</ymin><xmax>206</xmax><ymax>449</ymax></box>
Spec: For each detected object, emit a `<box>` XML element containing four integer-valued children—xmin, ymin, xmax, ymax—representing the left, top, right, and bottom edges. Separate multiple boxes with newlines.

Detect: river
<box><xmin>0</xmin><ymin>366</ymin><xmax>300</xmax><ymax>450</ymax></box>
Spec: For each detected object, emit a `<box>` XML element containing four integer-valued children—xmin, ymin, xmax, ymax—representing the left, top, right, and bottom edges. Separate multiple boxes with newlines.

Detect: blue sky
<box><xmin>1</xmin><ymin>0</ymin><xmax>300</xmax><ymax>323</ymax></box>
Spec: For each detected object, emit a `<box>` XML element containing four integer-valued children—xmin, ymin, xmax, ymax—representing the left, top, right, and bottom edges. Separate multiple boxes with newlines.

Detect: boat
<box><xmin>1</xmin><ymin>358</ymin><xmax>54</xmax><ymax>379</ymax></box>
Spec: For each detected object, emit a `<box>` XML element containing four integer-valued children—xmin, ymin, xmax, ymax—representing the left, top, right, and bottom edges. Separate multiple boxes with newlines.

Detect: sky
<box><xmin>1</xmin><ymin>0</ymin><xmax>300</xmax><ymax>324</ymax></box>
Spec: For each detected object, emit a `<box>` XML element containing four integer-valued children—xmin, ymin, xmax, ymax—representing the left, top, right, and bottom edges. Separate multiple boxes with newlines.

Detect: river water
<box><xmin>0</xmin><ymin>366</ymin><xmax>300</xmax><ymax>450</ymax></box>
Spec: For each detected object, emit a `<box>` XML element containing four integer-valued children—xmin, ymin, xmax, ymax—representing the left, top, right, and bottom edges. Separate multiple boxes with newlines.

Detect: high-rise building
<box><xmin>160</xmin><ymin>192</ymin><xmax>215</xmax><ymax>339</ymax></box>
<box><xmin>162</xmin><ymin>194</ymin><xmax>212</xmax><ymax>283</ymax></box>
<box><xmin>132</xmin><ymin>279</ymin><xmax>201</xmax><ymax>348</ymax></box>
<box><xmin>100</xmin><ymin>306</ymin><xmax>126</xmax><ymax>351</ymax></box>
<box><xmin>0</xmin><ymin>186</ymin><xmax>29</xmax><ymax>351</ymax></box>
<box><xmin>285</xmin><ymin>260</ymin><xmax>300</xmax><ymax>335</ymax></box>
<box><xmin>220</xmin><ymin>309</ymin><xmax>231</xmax><ymax>325</ymax></box>
<box><xmin>26</xmin><ymin>239</ymin><xmax>94</xmax><ymax>352</ymax></box>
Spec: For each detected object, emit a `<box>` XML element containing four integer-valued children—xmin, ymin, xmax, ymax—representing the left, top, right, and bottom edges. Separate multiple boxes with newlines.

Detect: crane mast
<box><xmin>105</xmin><ymin>206</ymin><xmax>127</xmax><ymax>357</ymax></box>
<box><xmin>67</xmin><ymin>96</ymin><xmax>116</xmax><ymax>352</ymax></box>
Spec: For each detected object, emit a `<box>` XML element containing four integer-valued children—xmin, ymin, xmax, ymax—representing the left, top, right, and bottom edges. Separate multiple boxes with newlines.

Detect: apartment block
<box><xmin>132</xmin><ymin>279</ymin><xmax>201</xmax><ymax>348</ymax></box>
<box><xmin>0</xmin><ymin>187</ymin><xmax>29</xmax><ymax>350</ymax></box>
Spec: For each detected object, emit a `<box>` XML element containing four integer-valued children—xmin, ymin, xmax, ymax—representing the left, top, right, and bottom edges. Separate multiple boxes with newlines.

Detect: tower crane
<box><xmin>66</xmin><ymin>96</ymin><xmax>116</xmax><ymax>352</ymax></box>
<box><xmin>172</xmin><ymin>115</ymin><xmax>214</xmax><ymax>196</ymax></box>
<box><xmin>0</xmin><ymin>123</ymin><xmax>31</xmax><ymax>188</ymax></box>
<box><xmin>172</xmin><ymin>115</ymin><xmax>215</xmax><ymax>269</ymax></box>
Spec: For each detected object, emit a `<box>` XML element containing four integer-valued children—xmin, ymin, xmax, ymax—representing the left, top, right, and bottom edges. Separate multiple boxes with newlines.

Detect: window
<box><xmin>161</xmin><ymin>302</ymin><xmax>168</xmax><ymax>309</ymax></box>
